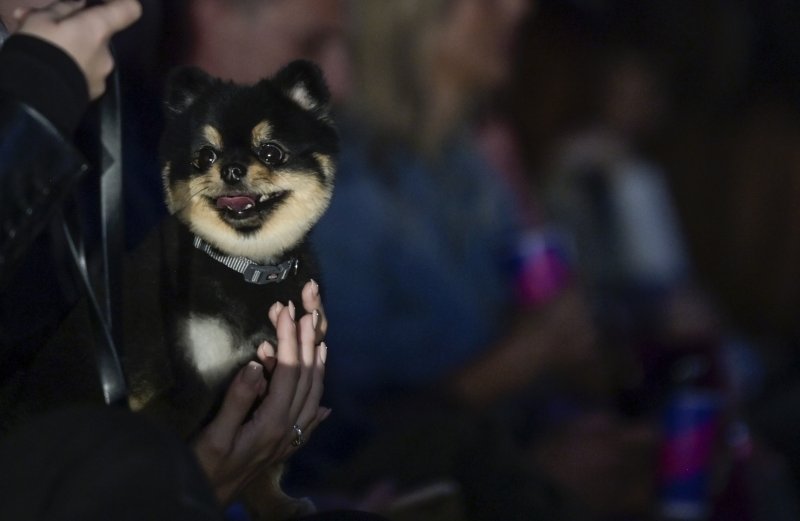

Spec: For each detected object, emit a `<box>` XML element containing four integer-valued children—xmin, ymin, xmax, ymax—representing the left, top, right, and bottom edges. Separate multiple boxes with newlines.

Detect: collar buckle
<box><xmin>243</xmin><ymin>258</ymin><xmax>298</xmax><ymax>285</ymax></box>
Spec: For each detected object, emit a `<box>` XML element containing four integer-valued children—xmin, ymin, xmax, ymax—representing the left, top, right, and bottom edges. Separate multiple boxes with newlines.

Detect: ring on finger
<box><xmin>291</xmin><ymin>424</ymin><xmax>304</xmax><ymax>447</ymax></box>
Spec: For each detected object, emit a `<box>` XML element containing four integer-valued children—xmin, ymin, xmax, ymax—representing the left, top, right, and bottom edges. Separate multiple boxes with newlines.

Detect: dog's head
<box><xmin>160</xmin><ymin>60</ymin><xmax>337</xmax><ymax>262</ymax></box>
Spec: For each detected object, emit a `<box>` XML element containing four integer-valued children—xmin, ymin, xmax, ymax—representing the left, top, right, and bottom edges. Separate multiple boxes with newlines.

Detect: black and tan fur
<box><xmin>122</xmin><ymin>60</ymin><xmax>338</xmax><ymax>518</ymax></box>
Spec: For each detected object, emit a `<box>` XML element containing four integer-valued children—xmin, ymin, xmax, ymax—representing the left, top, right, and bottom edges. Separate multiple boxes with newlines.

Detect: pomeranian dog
<box><xmin>122</xmin><ymin>59</ymin><xmax>337</xmax><ymax>518</ymax></box>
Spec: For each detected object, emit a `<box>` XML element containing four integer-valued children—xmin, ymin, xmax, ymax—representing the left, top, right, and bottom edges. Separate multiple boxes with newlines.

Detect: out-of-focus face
<box><xmin>602</xmin><ymin>57</ymin><xmax>664</xmax><ymax>138</ymax></box>
<box><xmin>435</xmin><ymin>0</ymin><xmax>531</xmax><ymax>92</ymax></box>
<box><xmin>194</xmin><ymin>0</ymin><xmax>350</xmax><ymax>103</ymax></box>
<box><xmin>260</xmin><ymin>0</ymin><xmax>350</xmax><ymax>102</ymax></box>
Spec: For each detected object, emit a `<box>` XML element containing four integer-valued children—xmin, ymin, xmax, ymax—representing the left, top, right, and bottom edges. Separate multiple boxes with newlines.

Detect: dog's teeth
<box><xmin>258</xmin><ymin>195</ymin><xmax>267</xmax><ymax>203</ymax></box>
<box><xmin>244</xmin><ymin>203</ymin><xmax>254</xmax><ymax>210</ymax></box>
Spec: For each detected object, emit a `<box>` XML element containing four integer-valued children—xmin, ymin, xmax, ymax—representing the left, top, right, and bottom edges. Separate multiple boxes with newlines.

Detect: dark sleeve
<box><xmin>0</xmin><ymin>100</ymin><xmax>88</xmax><ymax>289</ymax></box>
<box><xmin>0</xmin><ymin>35</ymin><xmax>91</xmax><ymax>288</ymax></box>
<box><xmin>0</xmin><ymin>38</ymin><xmax>93</xmax><ymax>378</ymax></box>
<box><xmin>0</xmin><ymin>34</ymin><xmax>89</xmax><ymax>136</ymax></box>
<box><xmin>0</xmin><ymin>35</ymin><xmax>89</xmax><ymax>289</ymax></box>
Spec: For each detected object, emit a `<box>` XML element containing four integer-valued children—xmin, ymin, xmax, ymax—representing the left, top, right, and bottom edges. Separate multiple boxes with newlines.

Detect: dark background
<box><xmin>512</xmin><ymin>0</ymin><xmax>800</xmax><ymax>342</ymax></box>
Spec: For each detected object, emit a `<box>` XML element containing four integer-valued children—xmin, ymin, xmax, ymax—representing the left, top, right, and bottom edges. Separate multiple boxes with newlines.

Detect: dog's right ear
<box><xmin>164</xmin><ymin>66</ymin><xmax>216</xmax><ymax>118</ymax></box>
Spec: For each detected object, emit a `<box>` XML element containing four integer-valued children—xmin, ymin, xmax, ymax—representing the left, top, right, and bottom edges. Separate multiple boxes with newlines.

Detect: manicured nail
<box><xmin>312</xmin><ymin>309</ymin><xmax>320</xmax><ymax>329</ymax></box>
<box><xmin>269</xmin><ymin>301</ymin><xmax>283</xmax><ymax>316</ymax></box>
<box><xmin>319</xmin><ymin>342</ymin><xmax>327</xmax><ymax>364</ymax></box>
<box><xmin>310</xmin><ymin>279</ymin><xmax>319</xmax><ymax>297</ymax></box>
<box><xmin>258</xmin><ymin>341</ymin><xmax>275</xmax><ymax>359</ymax></box>
<box><xmin>243</xmin><ymin>361</ymin><xmax>263</xmax><ymax>384</ymax></box>
<box><xmin>288</xmin><ymin>301</ymin><xmax>296</xmax><ymax>321</ymax></box>
<box><xmin>321</xmin><ymin>407</ymin><xmax>332</xmax><ymax>421</ymax></box>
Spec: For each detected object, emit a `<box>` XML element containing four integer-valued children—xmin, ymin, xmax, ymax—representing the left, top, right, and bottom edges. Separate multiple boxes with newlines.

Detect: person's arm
<box><xmin>447</xmin><ymin>286</ymin><xmax>602</xmax><ymax>408</ymax></box>
<box><xmin>0</xmin><ymin>0</ymin><xmax>141</xmax><ymax>286</ymax></box>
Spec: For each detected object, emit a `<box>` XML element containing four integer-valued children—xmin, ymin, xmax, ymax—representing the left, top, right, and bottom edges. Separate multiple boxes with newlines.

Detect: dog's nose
<box><xmin>222</xmin><ymin>164</ymin><xmax>246</xmax><ymax>184</ymax></box>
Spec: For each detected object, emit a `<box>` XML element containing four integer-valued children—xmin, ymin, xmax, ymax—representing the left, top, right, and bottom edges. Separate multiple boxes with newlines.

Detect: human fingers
<box><xmin>200</xmin><ymin>362</ymin><xmax>266</xmax><ymax>451</ymax></box>
<box><xmin>70</xmin><ymin>0</ymin><xmax>141</xmax><ymax>38</ymax></box>
<box><xmin>14</xmin><ymin>0</ymin><xmax>84</xmax><ymax>24</ymax></box>
<box><xmin>288</xmin><ymin>313</ymin><xmax>317</xmax><ymax>421</ymax></box>
<box><xmin>284</xmin><ymin>406</ymin><xmax>331</xmax><ymax>458</ymax></box>
<box><xmin>13</xmin><ymin>1</ymin><xmax>83</xmax><ymax>32</ymax></box>
<box><xmin>16</xmin><ymin>1</ymin><xmax>140</xmax><ymax>101</ymax></box>
<box><xmin>293</xmin><ymin>341</ymin><xmax>327</xmax><ymax>437</ymax></box>
<box><xmin>268</xmin><ymin>301</ymin><xmax>285</xmax><ymax>328</ymax></box>
<box><xmin>256</xmin><ymin>340</ymin><xmax>277</xmax><ymax>376</ymax></box>
<box><xmin>261</xmin><ymin>306</ymin><xmax>301</xmax><ymax>410</ymax></box>
<box><xmin>301</xmin><ymin>279</ymin><xmax>327</xmax><ymax>343</ymax></box>
<box><xmin>305</xmin><ymin>406</ymin><xmax>332</xmax><ymax>438</ymax></box>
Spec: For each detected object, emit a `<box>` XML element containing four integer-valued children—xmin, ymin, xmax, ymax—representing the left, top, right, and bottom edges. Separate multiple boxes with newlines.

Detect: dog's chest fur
<box><xmin>123</xmin><ymin>215</ymin><xmax>317</xmax><ymax>432</ymax></box>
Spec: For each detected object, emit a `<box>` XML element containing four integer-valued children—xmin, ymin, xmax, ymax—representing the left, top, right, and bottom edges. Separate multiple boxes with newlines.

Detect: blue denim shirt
<box><xmin>310</xmin><ymin>121</ymin><xmax>522</xmax><ymax>425</ymax></box>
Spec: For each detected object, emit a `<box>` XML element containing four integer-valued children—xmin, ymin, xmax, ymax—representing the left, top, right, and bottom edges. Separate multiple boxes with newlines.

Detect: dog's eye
<box><xmin>193</xmin><ymin>147</ymin><xmax>218</xmax><ymax>170</ymax></box>
<box><xmin>257</xmin><ymin>143</ymin><xmax>286</xmax><ymax>166</ymax></box>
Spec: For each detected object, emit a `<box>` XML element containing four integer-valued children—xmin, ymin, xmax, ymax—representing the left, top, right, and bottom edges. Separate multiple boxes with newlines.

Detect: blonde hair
<box><xmin>346</xmin><ymin>0</ymin><xmax>457</xmax><ymax>152</ymax></box>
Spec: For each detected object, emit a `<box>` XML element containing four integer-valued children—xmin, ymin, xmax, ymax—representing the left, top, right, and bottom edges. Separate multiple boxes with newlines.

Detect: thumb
<box><xmin>202</xmin><ymin>362</ymin><xmax>265</xmax><ymax>449</ymax></box>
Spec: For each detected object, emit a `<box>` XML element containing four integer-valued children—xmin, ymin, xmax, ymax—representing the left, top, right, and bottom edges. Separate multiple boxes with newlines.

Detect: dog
<box><xmin>122</xmin><ymin>60</ymin><xmax>337</xmax><ymax>518</ymax></box>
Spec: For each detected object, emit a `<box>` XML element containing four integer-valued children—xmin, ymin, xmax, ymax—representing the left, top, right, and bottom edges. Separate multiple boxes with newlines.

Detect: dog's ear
<box><xmin>164</xmin><ymin>66</ymin><xmax>217</xmax><ymax>118</ymax></box>
<box><xmin>269</xmin><ymin>60</ymin><xmax>331</xmax><ymax>115</ymax></box>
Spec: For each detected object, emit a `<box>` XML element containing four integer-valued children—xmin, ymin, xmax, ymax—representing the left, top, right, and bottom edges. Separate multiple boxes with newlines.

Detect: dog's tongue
<box><xmin>216</xmin><ymin>195</ymin><xmax>255</xmax><ymax>212</ymax></box>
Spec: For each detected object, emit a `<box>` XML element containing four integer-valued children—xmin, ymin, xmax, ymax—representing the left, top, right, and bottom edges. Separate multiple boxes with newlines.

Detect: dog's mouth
<box><xmin>211</xmin><ymin>191</ymin><xmax>288</xmax><ymax>221</ymax></box>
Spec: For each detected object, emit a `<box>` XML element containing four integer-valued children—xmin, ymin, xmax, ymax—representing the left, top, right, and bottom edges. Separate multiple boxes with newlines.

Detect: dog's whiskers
<box><xmin>188</xmin><ymin>179</ymin><xmax>216</xmax><ymax>200</ymax></box>
<box><xmin>189</xmin><ymin>186</ymin><xmax>208</xmax><ymax>201</ymax></box>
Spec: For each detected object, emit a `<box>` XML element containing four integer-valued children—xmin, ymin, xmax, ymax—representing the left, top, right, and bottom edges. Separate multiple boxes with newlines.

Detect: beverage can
<box><xmin>511</xmin><ymin>227</ymin><xmax>573</xmax><ymax>308</ymax></box>
<box><xmin>658</xmin><ymin>389</ymin><xmax>722</xmax><ymax>520</ymax></box>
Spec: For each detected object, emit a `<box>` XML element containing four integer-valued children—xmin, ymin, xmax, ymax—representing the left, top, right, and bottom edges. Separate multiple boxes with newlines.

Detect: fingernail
<box><xmin>243</xmin><ymin>361</ymin><xmax>263</xmax><ymax>385</ymax></box>
<box><xmin>288</xmin><ymin>301</ymin><xmax>296</xmax><ymax>321</ymax></box>
<box><xmin>322</xmin><ymin>407</ymin><xmax>332</xmax><ymax>420</ymax></box>
<box><xmin>310</xmin><ymin>279</ymin><xmax>319</xmax><ymax>297</ymax></box>
<box><xmin>270</xmin><ymin>301</ymin><xmax>282</xmax><ymax>315</ymax></box>
<box><xmin>312</xmin><ymin>309</ymin><xmax>320</xmax><ymax>329</ymax></box>
<box><xmin>258</xmin><ymin>341</ymin><xmax>275</xmax><ymax>359</ymax></box>
<box><xmin>319</xmin><ymin>342</ymin><xmax>327</xmax><ymax>364</ymax></box>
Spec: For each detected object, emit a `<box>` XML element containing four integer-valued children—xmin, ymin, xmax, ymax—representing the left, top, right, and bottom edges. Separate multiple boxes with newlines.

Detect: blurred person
<box><xmin>0</xmin><ymin>2</ymin><xmax>350</xmax><ymax>519</ymax></box>
<box><xmin>547</xmin><ymin>49</ymin><xmax>688</xmax><ymax>297</ymax></box>
<box><xmin>181</xmin><ymin>0</ymin><xmax>349</xmax><ymax>101</ymax></box>
<box><xmin>537</xmin><ymin>46</ymin><xmax>728</xmax><ymax>520</ymax></box>
<box><xmin>545</xmin><ymin>48</ymin><xmax>722</xmax><ymax>394</ymax></box>
<box><xmin>302</xmin><ymin>0</ymin><xmax>613</xmax><ymax>518</ymax></box>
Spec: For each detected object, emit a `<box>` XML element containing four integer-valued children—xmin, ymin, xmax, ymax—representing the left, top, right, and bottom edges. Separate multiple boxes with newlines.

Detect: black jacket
<box><xmin>0</xmin><ymin>99</ymin><xmax>88</xmax><ymax>287</ymax></box>
<box><xmin>0</xmin><ymin>34</ymin><xmax>90</xmax><ymax>286</ymax></box>
<box><xmin>0</xmin><ymin>35</ymin><xmax>90</xmax><ymax>377</ymax></box>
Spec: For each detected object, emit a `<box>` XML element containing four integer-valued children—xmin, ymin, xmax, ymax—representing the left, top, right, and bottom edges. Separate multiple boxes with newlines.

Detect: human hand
<box><xmin>258</xmin><ymin>279</ymin><xmax>328</xmax><ymax>395</ymax></box>
<box><xmin>532</xmin><ymin>286</ymin><xmax>599</xmax><ymax>373</ymax></box>
<box><xmin>531</xmin><ymin>411</ymin><xmax>657</xmax><ymax>518</ymax></box>
<box><xmin>450</xmin><ymin>286</ymin><xmax>601</xmax><ymax>407</ymax></box>
<box><xmin>14</xmin><ymin>0</ymin><xmax>141</xmax><ymax>100</ymax></box>
<box><xmin>192</xmin><ymin>303</ymin><xmax>329</xmax><ymax>504</ymax></box>
<box><xmin>268</xmin><ymin>279</ymin><xmax>328</xmax><ymax>345</ymax></box>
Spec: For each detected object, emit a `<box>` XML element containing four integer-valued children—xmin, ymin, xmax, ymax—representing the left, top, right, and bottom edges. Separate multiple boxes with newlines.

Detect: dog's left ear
<box><xmin>270</xmin><ymin>60</ymin><xmax>332</xmax><ymax>115</ymax></box>
<box><xmin>164</xmin><ymin>66</ymin><xmax>218</xmax><ymax>118</ymax></box>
